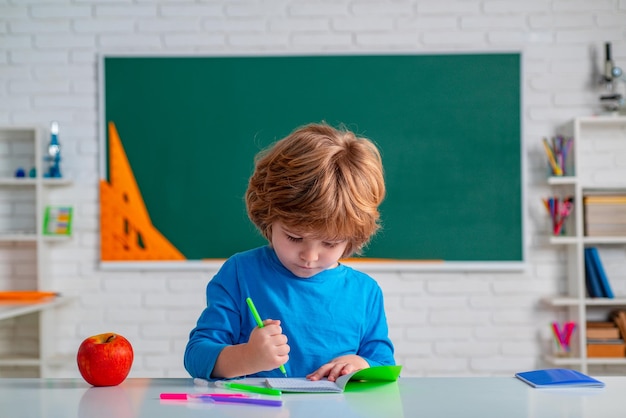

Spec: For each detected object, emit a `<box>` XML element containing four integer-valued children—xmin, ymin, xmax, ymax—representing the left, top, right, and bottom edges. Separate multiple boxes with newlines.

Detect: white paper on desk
<box><xmin>267</xmin><ymin>365</ymin><xmax>402</xmax><ymax>393</ymax></box>
<box><xmin>266</xmin><ymin>370</ymin><xmax>362</xmax><ymax>393</ymax></box>
<box><xmin>265</xmin><ymin>377</ymin><xmax>347</xmax><ymax>393</ymax></box>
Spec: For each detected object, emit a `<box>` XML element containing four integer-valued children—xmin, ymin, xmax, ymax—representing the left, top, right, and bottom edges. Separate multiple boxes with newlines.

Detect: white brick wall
<box><xmin>1</xmin><ymin>0</ymin><xmax>626</xmax><ymax>378</ymax></box>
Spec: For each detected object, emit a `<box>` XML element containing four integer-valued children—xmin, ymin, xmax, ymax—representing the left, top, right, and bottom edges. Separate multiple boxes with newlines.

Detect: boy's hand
<box><xmin>246</xmin><ymin>319</ymin><xmax>289</xmax><ymax>372</ymax></box>
<box><xmin>306</xmin><ymin>355</ymin><xmax>369</xmax><ymax>382</ymax></box>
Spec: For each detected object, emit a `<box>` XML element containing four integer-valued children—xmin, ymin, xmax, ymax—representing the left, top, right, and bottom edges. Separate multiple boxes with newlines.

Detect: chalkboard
<box><xmin>102</xmin><ymin>53</ymin><xmax>522</xmax><ymax>263</ymax></box>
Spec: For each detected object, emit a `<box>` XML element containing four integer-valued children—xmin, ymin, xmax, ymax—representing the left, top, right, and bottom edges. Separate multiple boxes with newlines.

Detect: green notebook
<box><xmin>265</xmin><ymin>365</ymin><xmax>402</xmax><ymax>393</ymax></box>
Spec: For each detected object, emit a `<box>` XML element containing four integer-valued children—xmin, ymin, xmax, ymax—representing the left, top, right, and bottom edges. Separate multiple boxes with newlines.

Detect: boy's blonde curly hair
<box><xmin>245</xmin><ymin>122</ymin><xmax>385</xmax><ymax>258</ymax></box>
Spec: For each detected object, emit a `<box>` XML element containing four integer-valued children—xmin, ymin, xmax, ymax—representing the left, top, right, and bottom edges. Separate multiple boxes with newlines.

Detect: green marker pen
<box><xmin>223</xmin><ymin>382</ymin><xmax>282</xmax><ymax>396</ymax></box>
<box><xmin>246</xmin><ymin>297</ymin><xmax>288</xmax><ymax>376</ymax></box>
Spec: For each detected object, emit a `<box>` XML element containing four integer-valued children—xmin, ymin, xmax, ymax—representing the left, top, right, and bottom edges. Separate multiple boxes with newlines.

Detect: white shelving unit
<box><xmin>0</xmin><ymin>126</ymin><xmax>73</xmax><ymax>377</ymax></box>
<box><xmin>543</xmin><ymin>116</ymin><xmax>626</xmax><ymax>374</ymax></box>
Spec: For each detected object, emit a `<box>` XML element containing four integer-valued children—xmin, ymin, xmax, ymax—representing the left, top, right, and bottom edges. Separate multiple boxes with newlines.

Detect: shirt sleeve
<box><xmin>183</xmin><ymin>258</ymin><xmax>243</xmax><ymax>379</ymax></box>
<box><xmin>357</xmin><ymin>283</ymin><xmax>396</xmax><ymax>367</ymax></box>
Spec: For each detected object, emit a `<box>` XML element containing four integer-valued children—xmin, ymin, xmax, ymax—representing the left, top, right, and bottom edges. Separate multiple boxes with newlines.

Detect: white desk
<box><xmin>0</xmin><ymin>376</ymin><xmax>622</xmax><ymax>418</ymax></box>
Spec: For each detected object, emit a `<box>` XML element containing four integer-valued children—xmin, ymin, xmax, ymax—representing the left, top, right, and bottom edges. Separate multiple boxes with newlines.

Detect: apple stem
<box><xmin>105</xmin><ymin>334</ymin><xmax>116</xmax><ymax>343</ymax></box>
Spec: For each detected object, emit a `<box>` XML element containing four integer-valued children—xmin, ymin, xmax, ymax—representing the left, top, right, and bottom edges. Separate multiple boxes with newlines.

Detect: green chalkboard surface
<box><xmin>103</xmin><ymin>53</ymin><xmax>522</xmax><ymax>263</ymax></box>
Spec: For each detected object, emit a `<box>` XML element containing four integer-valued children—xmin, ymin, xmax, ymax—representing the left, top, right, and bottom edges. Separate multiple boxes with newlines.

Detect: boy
<box><xmin>184</xmin><ymin>122</ymin><xmax>395</xmax><ymax>381</ymax></box>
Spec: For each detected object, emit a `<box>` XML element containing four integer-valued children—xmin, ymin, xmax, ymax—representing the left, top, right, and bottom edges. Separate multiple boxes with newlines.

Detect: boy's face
<box><xmin>270</xmin><ymin>222</ymin><xmax>349</xmax><ymax>278</ymax></box>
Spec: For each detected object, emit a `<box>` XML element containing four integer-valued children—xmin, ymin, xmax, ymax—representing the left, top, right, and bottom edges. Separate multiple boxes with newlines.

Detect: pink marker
<box><xmin>160</xmin><ymin>393</ymin><xmax>247</xmax><ymax>400</ymax></box>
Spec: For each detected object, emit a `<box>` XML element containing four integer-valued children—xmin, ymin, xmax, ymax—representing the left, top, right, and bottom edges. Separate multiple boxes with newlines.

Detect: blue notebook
<box><xmin>515</xmin><ymin>368</ymin><xmax>604</xmax><ymax>388</ymax></box>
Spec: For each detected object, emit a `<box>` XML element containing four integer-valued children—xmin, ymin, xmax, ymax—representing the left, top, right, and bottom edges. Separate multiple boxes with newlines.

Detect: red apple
<box><xmin>77</xmin><ymin>332</ymin><xmax>134</xmax><ymax>387</ymax></box>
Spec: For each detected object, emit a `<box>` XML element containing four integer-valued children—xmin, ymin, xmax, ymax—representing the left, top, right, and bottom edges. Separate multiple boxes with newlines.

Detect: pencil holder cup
<box><xmin>542</xmin><ymin>136</ymin><xmax>573</xmax><ymax>177</ymax></box>
<box><xmin>552</xmin><ymin>340</ymin><xmax>571</xmax><ymax>358</ymax></box>
<box><xmin>553</xmin><ymin>222</ymin><xmax>567</xmax><ymax>237</ymax></box>
<box><xmin>553</xmin><ymin>215</ymin><xmax>573</xmax><ymax>237</ymax></box>
<box><xmin>542</xmin><ymin>196</ymin><xmax>574</xmax><ymax>237</ymax></box>
<box><xmin>550</xmin><ymin>321</ymin><xmax>576</xmax><ymax>358</ymax></box>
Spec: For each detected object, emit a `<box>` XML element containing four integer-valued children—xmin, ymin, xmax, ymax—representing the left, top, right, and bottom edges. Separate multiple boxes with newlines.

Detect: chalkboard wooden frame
<box><xmin>99</xmin><ymin>53</ymin><xmax>524</xmax><ymax>270</ymax></box>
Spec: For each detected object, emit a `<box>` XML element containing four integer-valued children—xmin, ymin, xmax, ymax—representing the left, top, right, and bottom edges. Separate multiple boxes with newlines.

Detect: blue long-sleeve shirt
<box><xmin>184</xmin><ymin>245</ymin><xmax>395</xmax><ymax>379</ymax></box>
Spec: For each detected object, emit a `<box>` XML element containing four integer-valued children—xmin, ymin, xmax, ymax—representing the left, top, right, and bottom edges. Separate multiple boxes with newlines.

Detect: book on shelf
<box><xmin>588</xmin><ymin>247</ymin><xmax>614</xmax><ymax>298</ymax></box>
<box><xmin>584</xmin><ymin>204</ymin><xmax>626</xmax><ymax>219</ymax></box>
<box><xmin>584</xmin><ymin>248</ymin><xmax>604</xmax><ymax>298</ymax></box>
<box><xmin>583</xmin><ymin>193</ymin><xmax>626</xmax><ymax>236</ymax></box>
<box><xmin>587</xmin><ymin>342</ymin><xmax>625</xmax><ymax>358</ymax></box>
<box><xmin>586</xmin><ymin>313</ymin><xmax>626</xmax><ymax>358</ymax></box>
<box><xmin>586</xmin><ymin>322</ymin><xmax>621</xmax><ymax>340</ymax></box>
<box><xmin>584</xmin><ymin>247</ymin><xmax>614</xmax><ymax>298</ymax></box>
<box><xmin>584</xmin><ymin>193</ymin><xmax>626</xmax><ymax>204</ymax></box>
<box><xmin>587</xmin><ymin>338</ymin><xmax>623</xmax><ymax>344</ymax></box>
<box><xmin>585</xmin><ymin>224</ymin><xmax>626</xmax><ymax>236</ymax></box>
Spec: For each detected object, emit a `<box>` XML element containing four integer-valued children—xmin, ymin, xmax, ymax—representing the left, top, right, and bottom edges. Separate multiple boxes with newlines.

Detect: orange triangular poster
<box><xmin>100</xmin><ymin>122</ymin><xmax>185</xmax><ymax>261</ymax></box>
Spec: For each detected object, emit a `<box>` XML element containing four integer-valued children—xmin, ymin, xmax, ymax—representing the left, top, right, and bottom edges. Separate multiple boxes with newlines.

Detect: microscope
<box><xmin>599</xmin><ymin>42</ymin><xmax>625</xmax><ymax>113</ymax></box>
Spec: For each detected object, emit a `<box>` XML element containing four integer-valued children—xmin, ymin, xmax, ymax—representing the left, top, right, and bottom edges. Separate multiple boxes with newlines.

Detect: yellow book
<box><xmin>584</xmin><ymin>196</ymin><xmax>626</xmax><ymax>204</ymax></box>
